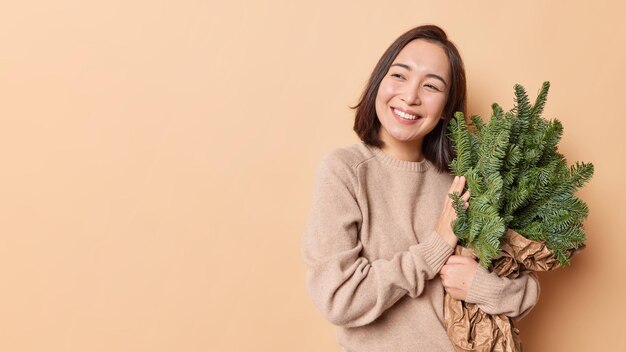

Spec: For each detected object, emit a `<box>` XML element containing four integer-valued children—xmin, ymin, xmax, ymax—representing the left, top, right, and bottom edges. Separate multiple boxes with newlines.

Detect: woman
<box><xmin>302</xmin><ymin>25</ymin><xmax>539</xmax><ymax>351</ymax></box>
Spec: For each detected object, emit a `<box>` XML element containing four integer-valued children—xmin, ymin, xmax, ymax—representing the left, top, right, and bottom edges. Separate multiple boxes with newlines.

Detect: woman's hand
<box><xmin>440</xmin><ymin>255</ymin><xmax>479</xmax><ymax>300</ymax></box>
<box><xmin>435</xmin><ymin>175</ymin><xmax>470</xmax><ymax>248</ymax></box>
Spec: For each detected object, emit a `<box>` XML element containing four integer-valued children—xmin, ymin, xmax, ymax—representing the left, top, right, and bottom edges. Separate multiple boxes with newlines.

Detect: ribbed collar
<box><xmin>363</xmin><ymin>143</ymin><xmax>431</xmax><ymax>173</ymax></box>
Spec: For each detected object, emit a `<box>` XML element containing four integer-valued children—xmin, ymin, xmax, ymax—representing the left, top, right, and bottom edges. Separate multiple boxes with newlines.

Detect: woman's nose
<box><xmin>401</xmin><ymin>88</ymin><xmax>421</xmax><ymax>106</ymax></box>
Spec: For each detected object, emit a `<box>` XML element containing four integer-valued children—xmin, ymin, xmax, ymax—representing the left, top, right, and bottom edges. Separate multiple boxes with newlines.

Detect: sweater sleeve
<box><xmin>302</xmin><ymin>152</ymin><xmax>454</xmax><ymax>328</ymax></box>
<box><xmin>465</xmin><ymin>267</ymin><xmax>540</xmax><ymax>320</ymax></box>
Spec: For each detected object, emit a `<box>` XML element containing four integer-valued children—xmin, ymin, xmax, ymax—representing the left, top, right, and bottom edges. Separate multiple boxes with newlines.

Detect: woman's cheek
<box><xmin>381</xmin><ymin>82</ymin><xmax>396</xmax><ymax>97</ymax></box>
<box><xmin>426</xmin><ymin>94</ymin><xmax>447</xmax><ymax>112</ymax></box>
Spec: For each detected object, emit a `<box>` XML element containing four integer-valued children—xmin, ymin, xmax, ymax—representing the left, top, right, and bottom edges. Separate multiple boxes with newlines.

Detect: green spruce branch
<box><xmin>448</xmin><ymin>82</ymin><xmax>594</xmax><ymax>267</ymax></box>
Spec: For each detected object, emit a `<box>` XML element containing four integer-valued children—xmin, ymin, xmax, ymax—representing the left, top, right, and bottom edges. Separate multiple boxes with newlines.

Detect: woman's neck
<box><xmin>379</xmin><ymin>133</ymin><xmax>425</xmax><ymax>162</ymax></box>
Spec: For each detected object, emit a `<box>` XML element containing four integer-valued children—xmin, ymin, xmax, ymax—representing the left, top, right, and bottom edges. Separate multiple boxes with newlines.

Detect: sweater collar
<box><xmin>363</xmin><ymin>143</ymin><xmax>431</xmax><ymax>173</ymax></box>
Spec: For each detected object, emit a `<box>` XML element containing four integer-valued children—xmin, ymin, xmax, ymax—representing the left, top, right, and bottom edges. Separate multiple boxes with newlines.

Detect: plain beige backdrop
<box><xmin>1</xmin><ymin>0</ymin><xmax>624</xmax><ymax>351</ymax></box>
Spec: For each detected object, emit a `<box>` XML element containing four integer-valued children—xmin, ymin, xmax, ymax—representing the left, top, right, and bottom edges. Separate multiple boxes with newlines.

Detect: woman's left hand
<box><xmin>440</xmin><ymin>255</ymin><xmax>479</xmax><ymax>301</ymax></box>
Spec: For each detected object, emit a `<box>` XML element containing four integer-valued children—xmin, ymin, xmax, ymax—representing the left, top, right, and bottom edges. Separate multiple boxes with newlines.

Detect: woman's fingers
<box><xmin>439</xmin><ymin>255</ymin><xmax>479</xmax><ymax>301</ymax></box>
<box><xmin>448</xmin><ymin>176</ymin><xmax>470</xmax><ymax>207</ymax></box>
<box><xmin>445</xmin><ymin>255</ymin><xmax>474</xmax><ymax>265</ymax></box>
<box><xmin>461</xmin><ymin>188</ymin><xmax>470</xmax><ymax>201</ymax></box>
<box><xmin>446</xmin><ymin>176</ymin><xmax>460</xmax><ymax>207</ymax></box>
<box><xmin>447</xmin><ymin>176</ymin><xmax>465</xmax><ymax>197</ymax></box>
<box><xmin>455</xmin><ymin>176</ymin><xmax>465</xmax><ymax>193</ymax></box>
<box><xmin>447</xmin><ymin>176</ymin><xmax>460</xmax><ymax>193</ymax></box>
<box><xmin>461</xmin><ymin>185</ymin><xmax>470</xmax><ymax>210</ymax></box>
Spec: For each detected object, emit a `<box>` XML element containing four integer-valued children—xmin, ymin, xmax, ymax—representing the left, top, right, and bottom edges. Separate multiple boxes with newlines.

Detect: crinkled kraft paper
<box><xmin>444</xmin><ymin>229</ymin><xmax>583</xmax><ymax>352</ymax></box>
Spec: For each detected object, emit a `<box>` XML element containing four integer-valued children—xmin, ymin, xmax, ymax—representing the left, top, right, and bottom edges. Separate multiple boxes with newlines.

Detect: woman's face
<box><xmin>375</xmin><ymin>39</ymin><xmax>451</xmax><ymax>148</ymax></box>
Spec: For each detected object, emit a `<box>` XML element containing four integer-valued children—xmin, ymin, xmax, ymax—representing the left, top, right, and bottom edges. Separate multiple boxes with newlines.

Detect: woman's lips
<box><xmin>391</xmin><ymin>106</ymin><xmax>421</xmax><ymax>124</ymax></box>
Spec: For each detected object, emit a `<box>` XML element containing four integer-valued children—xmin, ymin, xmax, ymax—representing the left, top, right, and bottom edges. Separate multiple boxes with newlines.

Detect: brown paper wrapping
<box><xmin>444</xmin><ymin>229</ymin><xmax>583</xmax><ymax>352</ymax></box>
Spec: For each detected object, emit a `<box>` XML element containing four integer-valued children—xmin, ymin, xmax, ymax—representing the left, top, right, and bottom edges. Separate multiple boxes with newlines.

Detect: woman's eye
<box><xmin>425</xmin><ymin>84</ymin><xmax>441</xmax><ymax>91</ymax></box>
<box><xmin>391</xmin><ymin>73</ymin><xmax>405</xmax><ymax>79</ymax></box>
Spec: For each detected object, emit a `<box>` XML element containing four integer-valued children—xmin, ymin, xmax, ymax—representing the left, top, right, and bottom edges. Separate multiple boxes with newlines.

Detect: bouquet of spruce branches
<box><xmin>443</xmin><ymin>82</ymin><xmax>593</xmax><ymax>352</ymax></box>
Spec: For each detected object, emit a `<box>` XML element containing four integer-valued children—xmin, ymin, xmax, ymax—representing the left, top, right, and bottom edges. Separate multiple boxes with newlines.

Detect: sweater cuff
<box><xmin>465</xmin><ymin>265</ymin><xmax>505</xmax><ymax>312</ymax></box>
<box><xmin>414</xmin><ymin>231</ymin><xmax>454</xmax><ymax>277</ymax></box>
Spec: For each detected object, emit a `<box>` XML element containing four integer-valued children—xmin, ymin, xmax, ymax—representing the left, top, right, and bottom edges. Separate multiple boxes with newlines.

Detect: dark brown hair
<box><xmin>352</xmin><ymin>25</ymin><xmax>467</xmax><ymax>173</ymax></box>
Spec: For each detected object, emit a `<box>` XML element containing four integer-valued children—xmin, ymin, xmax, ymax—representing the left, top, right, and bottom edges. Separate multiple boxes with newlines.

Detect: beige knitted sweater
<box><xmin>302</xmin><ymin>142</ymin><xmax>539</xmax><ymax>352</ymax></box>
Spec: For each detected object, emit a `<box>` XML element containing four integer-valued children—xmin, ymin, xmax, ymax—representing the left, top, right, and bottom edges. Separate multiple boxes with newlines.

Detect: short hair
<box><xmin>352</xmin><ymin>25</ymin><xmax>467</xmax><ymax>173</ymax></box>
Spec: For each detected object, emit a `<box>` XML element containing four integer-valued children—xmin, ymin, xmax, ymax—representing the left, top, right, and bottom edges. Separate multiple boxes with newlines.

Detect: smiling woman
<box><xmin>353</xmin><ymin>25</ymin><xmax>467</xmax><ymax>172</ymax></box>
<box><xmin>374</xmin><ymin>39</ymin><xmax>450</xmax><ymax>161</ymax></box>
<box><xmin>302</xmin><ymin>25</ymin><xmax>539</xmax><ymax>352</ymax></box>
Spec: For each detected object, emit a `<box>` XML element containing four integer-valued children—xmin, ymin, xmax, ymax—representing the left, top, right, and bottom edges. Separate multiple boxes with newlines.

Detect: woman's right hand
<box><xmin>435</xmin><ymin>175</ymin><xmax>470</xmax><ymax>248</ymax></box>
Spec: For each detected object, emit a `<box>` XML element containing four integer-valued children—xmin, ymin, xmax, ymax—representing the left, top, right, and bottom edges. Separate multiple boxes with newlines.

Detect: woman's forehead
<box><xmin>392</xmin><ymin>39</ymin><xmax>450</xmax><ymax>78</ymax></box>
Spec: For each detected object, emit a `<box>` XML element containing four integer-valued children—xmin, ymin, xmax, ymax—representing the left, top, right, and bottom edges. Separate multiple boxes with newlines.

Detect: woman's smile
<box><xmin>391</xmin><ymin>106</ymin><xmax>422</xmax><ymax>123</ymax></box>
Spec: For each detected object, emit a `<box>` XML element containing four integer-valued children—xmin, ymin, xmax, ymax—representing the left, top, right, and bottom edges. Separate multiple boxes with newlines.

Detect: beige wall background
<box><xmin>1</xmin><ymin>0</ymin><xmax>624</xmax><ymax>351</ymax></box>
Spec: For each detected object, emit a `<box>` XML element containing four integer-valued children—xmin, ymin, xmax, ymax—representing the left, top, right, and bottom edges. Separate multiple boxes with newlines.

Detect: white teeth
<box><xmin>394</xmin><ymin>108</ymin><xmax>418</xmax><ymax>120</ymax></box>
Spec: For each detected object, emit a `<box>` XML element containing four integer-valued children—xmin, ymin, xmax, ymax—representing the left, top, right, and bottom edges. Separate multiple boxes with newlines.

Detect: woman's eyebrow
<box><xmin>390</xmin><ymin>63</ymin><xmax>448</xmax><ymax>87</ymax></box>
<box><xmin>391</xmin><ymin>63</ymin><xmax>411</xmax><ymax>71</ymax></box>
<box><xmin>426</xmin><ymin>73</ymin><xmax>448</xmax><ymax>87</ymax></box>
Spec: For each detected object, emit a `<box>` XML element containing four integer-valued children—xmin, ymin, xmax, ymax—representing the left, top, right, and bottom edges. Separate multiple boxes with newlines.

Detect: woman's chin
<box><xmin>387</xmin><ymin>132</ymin><xmax>420</xmax><ymax>144</ymax></box>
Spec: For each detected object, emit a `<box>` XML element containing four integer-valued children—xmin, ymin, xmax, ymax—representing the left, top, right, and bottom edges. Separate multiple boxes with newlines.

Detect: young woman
<box><xmin>302</xmin><ymin>25</ymin><xmax>539</xmax><ymax>351</ymax></box>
